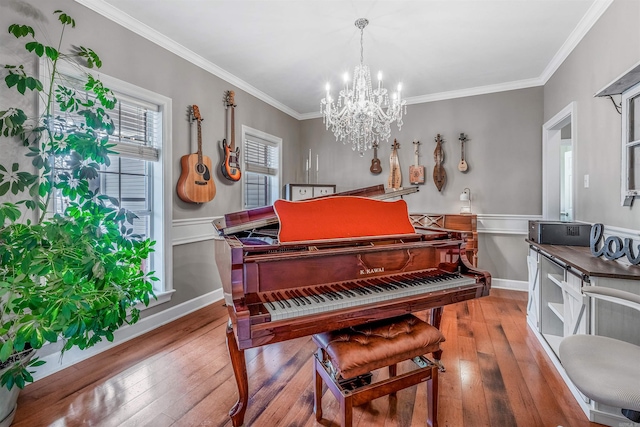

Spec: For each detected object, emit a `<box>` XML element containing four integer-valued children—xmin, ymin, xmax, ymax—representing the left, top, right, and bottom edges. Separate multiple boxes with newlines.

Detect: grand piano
<box><xmin>213</xmin><ymin>185</ymin><xmax>491</xmax><ymax>426</ymax></box>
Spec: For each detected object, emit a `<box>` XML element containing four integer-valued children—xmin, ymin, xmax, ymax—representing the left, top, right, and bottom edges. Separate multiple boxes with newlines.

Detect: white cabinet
<box><xmin>532</xmin><ymin>249</ymin><xmax>588</xmax><ymax>356</ymax></box>
<box><xmin>283</xmin><ymin>184</ymin><xmax>336</xmax><ymax>201</ymax></box>
<box><xmin>527</xmin><ymin>241</ymin><xmax>640</xmax><ymax>426</ymax></box>
<box><xmin>526</xmin><ymin>249</ymin><xmax>540</xmax><ymax>331</ymax></box>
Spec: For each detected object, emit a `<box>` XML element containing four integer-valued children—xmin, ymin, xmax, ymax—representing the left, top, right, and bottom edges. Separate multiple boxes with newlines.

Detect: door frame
<box><xmin>542</xmin><ymin>102</ymin><xmax>577</xmax><ymax>220</ymax></box>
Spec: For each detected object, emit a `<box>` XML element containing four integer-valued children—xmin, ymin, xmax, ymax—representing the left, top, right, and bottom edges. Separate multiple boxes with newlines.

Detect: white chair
<box><xmin>559</xmin><ymin>285</ymin><xmax>640</xmax><ymax>422</ymax></box>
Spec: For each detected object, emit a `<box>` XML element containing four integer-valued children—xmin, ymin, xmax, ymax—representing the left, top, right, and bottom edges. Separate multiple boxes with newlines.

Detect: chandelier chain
<box><xmin>360</xmin><ymin>26</ymin><xmax>364</xmax><ymax>65</ymax></box>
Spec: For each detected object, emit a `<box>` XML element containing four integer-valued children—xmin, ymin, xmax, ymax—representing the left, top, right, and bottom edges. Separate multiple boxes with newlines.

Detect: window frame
<box><xmin>621</xmin><ymin>81</ymin><xmax>640</xmax><ymax>205</ymax></box>
<box><xmin>40</xmin><ymin>59</ymin><xmax>173</xmax><ymax>308</ymax></box>
<box><xmin>241</xmin><ymin>125</ymin><xmax>282</xmax><ymax>209</ymax></box>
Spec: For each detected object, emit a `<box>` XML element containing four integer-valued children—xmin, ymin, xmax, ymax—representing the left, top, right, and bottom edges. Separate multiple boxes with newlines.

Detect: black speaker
<box><xmin>528</xmin><ymin>221</ymin><xmax>591</xmax><ymax>246</ymax></box>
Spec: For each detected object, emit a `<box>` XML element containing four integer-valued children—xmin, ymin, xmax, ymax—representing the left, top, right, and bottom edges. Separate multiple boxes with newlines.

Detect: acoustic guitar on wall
<box><xmin>177</xmin><ymin>105</ymin><xmax>216</xmax><ymax>203</ymax></box>
<box><xmin>370</xmin><ymin>141</ymin><xmax>382</xmax><ymax>174</ymax></box>
<box><xmin>221</xmin><ymin>90</ymin><xmax>241</xmax><ymax>182</ymax></box>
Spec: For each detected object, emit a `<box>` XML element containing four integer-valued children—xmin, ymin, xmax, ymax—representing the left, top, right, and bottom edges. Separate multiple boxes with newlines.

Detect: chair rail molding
<box><xmin>477</xmin><ymin>214</ymin><xmax>542</xmax><ymax>235</ymax></box>
<box><xmin>172</xmin><ymin>216</ymin><xmax>221</xmax><ymax>245</ymax></box>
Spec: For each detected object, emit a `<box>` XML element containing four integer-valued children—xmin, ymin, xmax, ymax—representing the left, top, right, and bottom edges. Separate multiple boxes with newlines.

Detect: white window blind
<box><xmin>108</xmin><ymin>93</ymin><xmax>160</xmax><ymax>162</ymax></box>
<box><xmin>244</xmin><ymin>136</ymin><xmax>279</xmax><ymax>175</ymax></box>
<box><xmin>51</xmin><ymin>85</ymin><xmax>160</xmax><ymax>240</ymax></box>
<box><xmin>243</xmin><ymin>132</ymin><xmax>280</xmax><ymax>209</ymax></box>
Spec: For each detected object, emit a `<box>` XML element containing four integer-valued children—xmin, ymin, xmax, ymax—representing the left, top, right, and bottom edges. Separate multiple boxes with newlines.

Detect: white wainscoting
<box><xmin>476</xmin><ymin>214</ymin><xmax>542</xmax><ymax>292</ymax></box>
<box><xmin>172</xmin><ymin>216</ymin><xmax>221</xmax><ymax>245</ymax></box>
<box><xmin>477</xmin><ymin>213</ymin><xmax>542</xmax><ymax>235</ymax></box>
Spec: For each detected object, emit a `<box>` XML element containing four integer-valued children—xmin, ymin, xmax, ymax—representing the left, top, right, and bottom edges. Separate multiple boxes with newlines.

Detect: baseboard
<box><xmin>491</xmin><ymin>278</ymin><xmax>527</xmax><ymax>292</ymax></box>
<box><xmin>32</xmin><ymin>288</ymin><xmax>225</xmax><ymax>381</ymax></box>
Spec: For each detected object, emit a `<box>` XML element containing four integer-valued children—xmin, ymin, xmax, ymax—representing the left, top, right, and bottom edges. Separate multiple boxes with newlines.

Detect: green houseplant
<box><xmin>0</xmin><ymin>8</ymin><xmax>157</xmax><ymax>419</ymax></box>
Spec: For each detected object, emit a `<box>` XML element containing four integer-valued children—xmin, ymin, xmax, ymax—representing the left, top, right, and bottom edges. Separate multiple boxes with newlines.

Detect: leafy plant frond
<box><xmin>1</xmin><ymin>9</ymin><xmax>157</xmax><ymax>390</ymax></box>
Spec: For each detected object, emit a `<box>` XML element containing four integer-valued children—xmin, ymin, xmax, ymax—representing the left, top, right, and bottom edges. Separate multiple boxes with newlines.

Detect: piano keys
<box><xmin>214</xmin><ymin>185</ymin><xmax>491</xmax><ymax>426</ymax></box>
<box><xmin>259</xmin><ymin>269</ymin><xmax>476</xmax><ymax>321</ymax></box>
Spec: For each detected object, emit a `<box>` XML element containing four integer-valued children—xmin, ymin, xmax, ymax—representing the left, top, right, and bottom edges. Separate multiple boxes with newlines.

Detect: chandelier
<box><xmin>320</xmin><ymin>18</ymin><xmax>407</xmax><ymax>155</ymax></box>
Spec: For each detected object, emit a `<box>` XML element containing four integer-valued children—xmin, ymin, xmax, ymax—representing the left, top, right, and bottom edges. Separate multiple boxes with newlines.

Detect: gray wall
<box><xmin>302</xmin><ymin>88</ymin><xmax>543</xmax><ymax>215</ymax></box>
<box><xmin>301</xmin><ymin>87</ymin><xmax>544</xmax><ymax>281</ymax></box>
<box><xmin>544</xmin><ymin>0</ymin><xmax>640</xmax><ymax>230</ymax></box>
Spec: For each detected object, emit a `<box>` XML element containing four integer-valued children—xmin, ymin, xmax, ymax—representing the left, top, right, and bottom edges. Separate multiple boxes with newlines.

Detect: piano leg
<box><xmin>430</xmin><ymin>307</ymin><xmax>446</xmax><ymax>372</ymax></box>
<box><xmin>226</xmin><ymin>320</ymin><xmax>248</xmax><ymax>427</ymax></box>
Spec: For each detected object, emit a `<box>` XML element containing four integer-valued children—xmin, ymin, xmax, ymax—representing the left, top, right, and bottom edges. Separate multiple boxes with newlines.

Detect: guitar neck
<box><xmin>197</xmin><ymin>120</ymin><xmax>203</xmax><ymax>164</ymax></box>
<box><xmin>229</xmin><ymin>106</ymin><xmax>235</xmax><ymax>151</ymax></box>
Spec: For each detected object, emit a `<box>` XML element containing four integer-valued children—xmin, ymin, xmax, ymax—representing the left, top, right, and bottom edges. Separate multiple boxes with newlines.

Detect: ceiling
<box><xmin>80</xmin><ymin>0</ymin><xmax>611</xmax><ymax>119</ymax></box>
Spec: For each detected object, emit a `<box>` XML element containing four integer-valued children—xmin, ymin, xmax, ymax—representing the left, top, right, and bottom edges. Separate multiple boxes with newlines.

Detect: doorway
<box><xmin>542</xmin><ymin>102</ymin><xmax>576</xmax><ymax>221</ymax></box>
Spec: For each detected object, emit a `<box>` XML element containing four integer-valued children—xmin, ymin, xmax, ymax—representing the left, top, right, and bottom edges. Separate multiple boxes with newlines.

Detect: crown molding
<box><xmin>539</xmin><ymin>0</ymin><xmax>614</xmax><ymax>84</ymax></box>
<box><xmin>74</xmin><ymin>0</ymin><xmax>302</xmax><ymax>120</ymax></box>
<box><xmin>300</xmin><ymin>77</ymin><xmax>545</xmax><ymax>120</ymax></box>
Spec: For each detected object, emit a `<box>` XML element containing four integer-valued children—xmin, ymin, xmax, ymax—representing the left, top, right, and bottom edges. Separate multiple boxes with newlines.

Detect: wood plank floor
<box><xmin>12</xmin><ymin>289</ymin><xmax>604</xmax><ymax>427</ymax></box>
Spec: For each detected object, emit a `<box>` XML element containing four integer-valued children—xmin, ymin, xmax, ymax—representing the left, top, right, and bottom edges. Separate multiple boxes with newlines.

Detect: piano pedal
<box><xmin>337</xmin><ymin>372</ymin><xmax>373</xmax><ymax>391</ymax></box>
<box><xmin>413</xmin><ymin>355</ymin><xmax>446</xmax><ymax>372</ymax></box>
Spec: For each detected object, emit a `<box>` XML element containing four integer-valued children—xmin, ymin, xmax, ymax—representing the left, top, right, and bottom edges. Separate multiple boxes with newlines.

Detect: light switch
<box><xmin>584</xmin><ymin>174</ymin><xmax>589</xmax><ymax>188</ymax></box>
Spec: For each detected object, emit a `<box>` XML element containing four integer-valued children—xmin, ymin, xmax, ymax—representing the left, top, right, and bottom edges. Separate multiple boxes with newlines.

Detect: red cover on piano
<box><xmin>273</xmin><ymin>196</ymin><xmax>416</xmax><ymax>243</ymax></box>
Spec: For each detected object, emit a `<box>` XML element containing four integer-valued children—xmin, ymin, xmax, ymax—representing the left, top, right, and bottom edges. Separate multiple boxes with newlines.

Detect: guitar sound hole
<box><xmin>196</xmin><ymin>163</ymin><xmax>206</xmax><ymax>174</ymax></box>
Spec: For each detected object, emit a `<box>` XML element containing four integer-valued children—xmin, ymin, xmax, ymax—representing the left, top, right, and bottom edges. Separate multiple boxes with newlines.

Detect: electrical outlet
<box><xmin>584</xmin><ymin>174</ymin><xmax>589</xmax><ymax>188</ymax></box>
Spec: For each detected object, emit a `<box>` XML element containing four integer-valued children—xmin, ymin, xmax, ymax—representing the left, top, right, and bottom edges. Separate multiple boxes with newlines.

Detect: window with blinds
<box><xmin>41</xmin><ymin>61</ymin><xmax>172</xmax><ymax>304</ymax></box>
<box><xmin>52</xmin><ymin>89</ymin><xmax>161</xmax><ymax>239</ymax></box>
<box><xmin>243</xmin><ymin>129</ymin><xmax>281</xmax><ymax>209</ymax></box>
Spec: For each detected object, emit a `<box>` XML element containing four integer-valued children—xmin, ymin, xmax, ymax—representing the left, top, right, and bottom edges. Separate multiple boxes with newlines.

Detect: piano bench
<box><xmin>312</xmin><ymin>314</ymin><xmax>444</xmax><ymax>427</ymax></box>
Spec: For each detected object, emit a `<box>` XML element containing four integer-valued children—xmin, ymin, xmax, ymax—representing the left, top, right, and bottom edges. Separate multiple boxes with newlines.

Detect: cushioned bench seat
<box><xmin>313</xmin><ymin>314</ymin><xmax>444</xmax><ymax>427</ymax></box>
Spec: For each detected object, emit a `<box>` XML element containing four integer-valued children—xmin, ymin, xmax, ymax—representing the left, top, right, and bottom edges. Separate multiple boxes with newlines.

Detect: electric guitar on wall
<box><xmin>221</xmin><ymin>90</ymin><xmax>241</xmax><ymax>182</ymax></box>
<box><xmin>370</xmin><ymin>141</ymin><xmax>382</xmax><ymax>174</ymax></box>
<box><xmin>177</xmin><ymin>105</ymin><xmax>216</xmax><ymax>203</ymax></box>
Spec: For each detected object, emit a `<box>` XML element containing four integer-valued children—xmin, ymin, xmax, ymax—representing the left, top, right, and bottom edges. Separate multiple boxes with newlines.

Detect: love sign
<box><xmin>590</xmin><ymin>223</ymin><xmax>640</xmax><ymax>265</ymax></box>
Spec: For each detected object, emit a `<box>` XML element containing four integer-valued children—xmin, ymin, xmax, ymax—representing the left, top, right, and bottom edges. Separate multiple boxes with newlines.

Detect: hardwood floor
<box><xmin>13</xmin><ymin>289</ymin><xmax>604</xmax><ymax>427</ymax></box>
